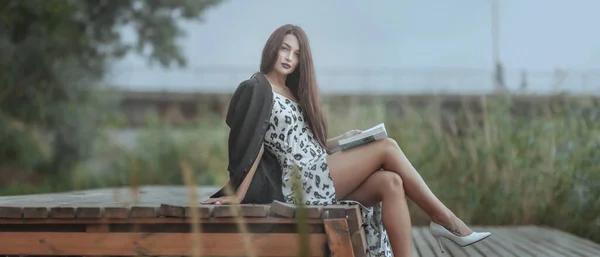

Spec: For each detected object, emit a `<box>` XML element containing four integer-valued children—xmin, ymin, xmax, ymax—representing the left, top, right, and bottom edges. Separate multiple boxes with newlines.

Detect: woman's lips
<box><xmin>282</xmin><ymin>63</ymin><xmax>291</xmax><ymax>69</ymax></box>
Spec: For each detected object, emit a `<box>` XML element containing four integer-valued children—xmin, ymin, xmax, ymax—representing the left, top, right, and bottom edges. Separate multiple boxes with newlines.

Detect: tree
<box><xmin>0</xmin><ymin>0</ymin><xmax>224</xmax><ymax>183</ymax></box>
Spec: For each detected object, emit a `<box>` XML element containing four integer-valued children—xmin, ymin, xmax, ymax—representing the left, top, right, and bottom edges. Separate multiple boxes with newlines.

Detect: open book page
<box><xmin>362</xmin><ymin>123</ymin><xmax>387</xmax><ymax>134</ymax></box>
<box><xmin>338</xmin><ymin>123</ymin><xmax>388</xmax><ymax>151</ymax></box>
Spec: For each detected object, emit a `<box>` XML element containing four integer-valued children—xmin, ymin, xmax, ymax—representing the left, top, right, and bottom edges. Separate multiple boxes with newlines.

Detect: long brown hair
<box><xmin>260</xmin><ymin>24</ymin><xmax>329</xmax><ymax>152</ymax></box>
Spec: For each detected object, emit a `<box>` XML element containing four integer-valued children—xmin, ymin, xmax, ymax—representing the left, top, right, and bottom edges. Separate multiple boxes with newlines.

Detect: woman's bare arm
<box><xmin>326</xmin><ymin>135</ymin><xmax>343</xmax><ymax>152</ymax></box>
<box><xmin>326</xmin><ymin>129</ymin><xmax>363</xmax><ymax>153</ymax></box>
<box><xmin>201</xmin><ymin>143</ymin><xmax>264</xmax><ymax>204</ymax></box>
<box><xmin>235</xmin><ymin>143</ymin><xmax>265</xmax><ymax>201</ymax></box>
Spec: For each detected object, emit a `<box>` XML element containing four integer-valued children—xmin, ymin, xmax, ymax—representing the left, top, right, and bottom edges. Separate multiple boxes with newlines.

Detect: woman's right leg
<box><xmin>341</xmin><ymin>170</ymin><xmax>413</xmax><ymax>257</ymax></box>
<box><xmin>327</xmin><ymin>138</ymin><xmax>473</xmax><ymax>236</ymax></box>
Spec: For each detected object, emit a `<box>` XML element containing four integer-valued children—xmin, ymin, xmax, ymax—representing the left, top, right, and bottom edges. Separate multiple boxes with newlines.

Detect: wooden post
<box><xmin>324</xmin><ymin>219</ymin><xmax>355</xmax><ymax>257</ymax></box>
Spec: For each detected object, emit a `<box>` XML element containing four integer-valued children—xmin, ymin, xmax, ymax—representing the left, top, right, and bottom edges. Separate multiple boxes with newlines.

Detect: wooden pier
<box><xmin>0</xmin><ymin>186</ymin><xmax>598</xmax><ymax>256</ymax></box>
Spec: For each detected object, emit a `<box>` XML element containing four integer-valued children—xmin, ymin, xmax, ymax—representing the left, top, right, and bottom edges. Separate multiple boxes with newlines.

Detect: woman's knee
<box><xmin>378</xmin><ymin>171</ymin><xmax>405</xmax><ymax>196</ymax></box>
<box><xmin>382</xmin><ymin>138</ymin><xmax>399</xmax><ymax>149</ymax></box>
<box><xmin>379</xmin><ymin>138</ymin><xmax>402</xmax><ymax>160</ymax></box>
<box><xmin>381</xmin><ymin>138</ymin><xmax>401</xmax><ymax>152</ymax></box>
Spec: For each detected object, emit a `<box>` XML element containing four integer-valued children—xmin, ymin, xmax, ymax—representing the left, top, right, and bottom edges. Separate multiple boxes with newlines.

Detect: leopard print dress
<box><xmin>263</xmin><ymin>91</ymin><xmax>393</xmax><ymax>257</ymax></box>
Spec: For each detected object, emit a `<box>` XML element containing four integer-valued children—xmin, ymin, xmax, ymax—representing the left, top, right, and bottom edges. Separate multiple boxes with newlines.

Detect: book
<box><xmin>338</xmin><ymin>123</ymin><xmax>388</xmax><ymax>151</ymax></box>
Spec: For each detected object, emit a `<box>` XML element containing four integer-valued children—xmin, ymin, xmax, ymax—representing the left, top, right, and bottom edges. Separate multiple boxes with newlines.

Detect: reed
<box><xmin>100</xmin><ymin>93</ymin><xmax>600</xmax><ymax>244</ymax></box>
<box><xmin>2</xmin><ymin>93</ymin><xmax>598</xmax><ymax>246</ymax></box>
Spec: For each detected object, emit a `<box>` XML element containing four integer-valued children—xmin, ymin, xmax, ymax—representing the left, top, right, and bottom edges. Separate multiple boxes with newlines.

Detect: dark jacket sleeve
<box><xmin>225</xmin><ymin>78</ymin><xmax>268</xmax><ymax>182</ymax></box>
<box><xmin>210</xmin><ymin>75</ymin><xmax>283</xmax><ymax>203</ymax></box>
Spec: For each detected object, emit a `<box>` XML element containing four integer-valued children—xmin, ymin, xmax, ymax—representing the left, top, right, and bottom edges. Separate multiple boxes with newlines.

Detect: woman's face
<box><xmin>273</xmin><ymin>34</ymin><xmax>300</xmax><ymax>76</ymax></box>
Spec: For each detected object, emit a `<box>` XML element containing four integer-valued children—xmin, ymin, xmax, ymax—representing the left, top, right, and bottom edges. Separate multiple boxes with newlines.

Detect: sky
<box><xmin>108</xmin><ymin>0</ymin><xmax>600</xmax><ymax>95</ymax></box>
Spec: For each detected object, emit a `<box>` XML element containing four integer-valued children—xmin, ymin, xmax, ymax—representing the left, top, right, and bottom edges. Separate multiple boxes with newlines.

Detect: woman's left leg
<box><xmin>340</xmin><ymin>170</ymin><xmax>413</xmax><ymax>257</ymax></box>
<box><xmin>329</xmin><ymin>138</ymin><xmax>472</xmax><ymax>236</ymax></box>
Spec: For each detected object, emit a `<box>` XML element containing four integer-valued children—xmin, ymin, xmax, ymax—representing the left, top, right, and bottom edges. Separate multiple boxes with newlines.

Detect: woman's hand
<box><xmin>341</xmin><ymin>129</ymin><xmax>363</xmax><ymax>139</ymax></box>
<box><xmin>200</xmin><ymin>195</ymin><xmax>239</xmax><ymax>205</ymax></box>
<box><xmin>326</xmin><ymin>129</ymin><xmax>364</xmax><ymax>152</ymax></box>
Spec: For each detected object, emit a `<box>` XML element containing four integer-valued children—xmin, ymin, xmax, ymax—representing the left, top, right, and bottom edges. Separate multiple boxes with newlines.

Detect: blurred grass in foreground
<box><xmin>1</xmin><ymin>93</ymin><xmax>598</xmax><ymax>244</ymax></box>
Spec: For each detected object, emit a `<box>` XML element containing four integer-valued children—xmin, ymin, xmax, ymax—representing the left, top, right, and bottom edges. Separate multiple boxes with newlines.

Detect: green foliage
<box><xmin>0</xmin><ymin>114</ymin><xmax>50</xmax><ymax>171</ymax></box>
<box><xmin>91</xmin><ymin>113</ymin><xmax>229</xmax><ymax>188</ymax></box>
<box><xmin>0</xmin><ymin>1</ymin><xmax>597</xmax><ymax>241</ymax></box>
<box><xmin>324</xmin><ymin>93</ymin><xmax>600</xmax><ymax>243</ymax></box>
<box><xmin>0</xmin><ymin>93</ymin><xmax>598</xmax><ymax>244</ymax></box>
<box><xmin>0</xmin><ymin>0</ymin><xmax>224</xmax><ymax>179</ymax></box>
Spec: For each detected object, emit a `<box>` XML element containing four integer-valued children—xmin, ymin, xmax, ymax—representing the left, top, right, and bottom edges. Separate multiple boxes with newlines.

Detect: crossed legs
<box><xmin>342</xmin><ymin>170</ymin><xmax>413</xmax><ymax>257</ymax></box>
<box><xmin>327</xmin><ymin>138</ymin><xmax>473</xmax><ymax>257</ymax></box>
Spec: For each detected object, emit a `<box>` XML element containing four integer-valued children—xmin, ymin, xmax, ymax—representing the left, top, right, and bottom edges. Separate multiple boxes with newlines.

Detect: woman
<box><xmin>202</xmin><ymin>24</ymin><xmax>490</xmax><ymax>257</ymax></box>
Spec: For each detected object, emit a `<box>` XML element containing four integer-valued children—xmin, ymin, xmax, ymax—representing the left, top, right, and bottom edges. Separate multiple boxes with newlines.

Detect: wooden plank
<box><xmin>517</xmin><ymin>226</ymin><xmax>598</xmax><ymax>256</ymax></box>
<box><xmin>462</xmin><ymin>228</ymin><xmax>496</xmax><ymax>256</ymax></box>
<box><xmin>0</xmin><ymin>207</ymin><xmax>22</xmax><ymax>218</ymax></box>
<box><xmin>269</xmin><ymin>201</ymin><xmax>323</xmax><ymax>219</ymax></box>
<box><xmin>129</xmin><ymin>206</ymin><xmax>157</xmax><ymax>218</ymax></box>
<box><xmin>412</xmin><ymin>227</ymin><xmax>435</xmax><ymax>257</ymax></box>
<box><xmin>0</xmin><ymin>186</ymin><xmax>221</xmax><ymax>208</ymax></box>
<box><xmin>22</xmin><ymin>207</ymin><xmax>48</xmax><ymax>218</ymax></box>
<box><xmin>184</xmin><ymin>206</ymin><xmax>212</xmax><ymax>218</ymax></box>
<box><xmin>486</xmin><ymin>227</ymin><xmax>538</xmax><ymax>257</ymax></box>
<box><xmin>159</xmin><ymin>204</ymin><xmax>185</xmax><ymax>217</ymax></box>
<box><xmin>86</xmin><ymin>224</ymin><xmax>110</xmax><ymax>232</ymax></box>
<box><xmin>417</xmin><ymin>227</ymin><xmax>443</xmax><ymax>257</ymax></box>
<box><xmin>322</xmin><ymin>206</ymin><xmax>349</xmax><ymax>219</ymax></box>
<box><xmin>76</xmin><ymin>207</ymin><xmax>102</xmax><ymax>218</ymax></box>
<box><xmin>324</xmin><ymin>219</ymin><xmax>355</xmax><ymax>257</ymax></box>
<box><xmin>411</xmin><ymin>239</ymin><xmax>419</xmax><ymax>257</ymax></box>
<box><xmin>350</xmin><ymin>231</ymin><xmax>367</xmax><ymax>257</ymax></box>
<box><xmin>270</xmin><ymin>200</ymin><xmax>296</xmax><ymax>218</ymax></box>
<box><xmin>0</xmin><ymin>232</ymin><xmax>327</xmax><ymax>257</ymax></box>
<box><xmin>492</xmin><ymin>227</ymin><xmax>562</xmax><ymax>257</ymax></box>
<box><xmin>211</xmin><ymin>205</ymin><xmax>237</xmax><ymax>217</ymax></box>
<box><xmin>517</xmin><ymin>226</ymin><xmax>575</xmax><ymax>256</ymax></box>
<box><xmin>412</xmin><ymin>239</ymin><xmax>421</xmax><ymax>257</ymax></box>
<box><xmin>212</xmin><ymin>205</ymin><xmax>268</xmax><ymax>218</ymax></box>
<box><xmin>477</xmin><ymin>226</ymin><xmax>526</xmax><ymax>257</ymax></box>
<box><xmin>344</xmin><ymin>205</ymin><xmax>361</xmax><ymax>233</ymax></box>
<box><xmin>246</xmin><ymin>205</ymin><xmax>269</xmax><ymax>217</ymax></box>
<box><xmin>422</xmin><ymin>226</ymin><xmax>487</xmax><ymax>257</ymax></box>
<box><xmin>49</xmin><ymin>207</ymin><xmax>75</xmax><ymax>218</ymax></box>
<box><xmin>345</xmin><ymin>206</ymin><xmax>367</xmax><ymax>257</ymax></box>
<box><xmin>538</xmin><ymin>226</ymin><xmax>600</xmax><ymax>255</ymax></box>
<box><xmin>450</xmin><ymin>229</ymin><xmax>485</xmax><ymax>257</ymax></box>
<box><xmin>0</xmin><ymin>217</ymin><xmax>325</xmax><ymax>224</ymax></box>
<box><xmin>85</xmin><ymin>224</ymin><xmax>110</xmax><ymax>257</ymax></box>
<box><xmin>435</xmin><ymin>232</ymin><xmax>467</xmax><ymax>257</ymax></box>
<box><xmin>510</xmin><ymin>226</ymin><xmax>570</xmax><ymax>257</ymax></box>
<box><xmin>306</xmin><ymin>206</ymin><xmax>323</xmax><ymax>218</ymax></box>
<box><xmin>103</xmin><ymin>207</ymin><xmax>129</xmax><ymax>219</ymax></box>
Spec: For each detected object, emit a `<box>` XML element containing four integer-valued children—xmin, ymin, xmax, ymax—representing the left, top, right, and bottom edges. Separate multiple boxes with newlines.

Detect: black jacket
<box><xmin>210</xmin><ymin>72</ymin><xmax>284</xmax><ymax>204</ymax></box>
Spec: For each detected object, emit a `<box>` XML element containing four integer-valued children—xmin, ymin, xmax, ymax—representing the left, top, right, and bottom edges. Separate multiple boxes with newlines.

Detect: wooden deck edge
<box><xmin>0</xmin><ymin>202</ymin><xmax>360</xmax><ymax>220</ymax></box>
<box><xmin>0</xmin><ymin>232</ymin><xmax>328</xmax><ymax>256</ymax></box>
<box><xmin>0</xmin><ymin>217</ymin><xmax>327</xmax><ymax>224</ymax></box>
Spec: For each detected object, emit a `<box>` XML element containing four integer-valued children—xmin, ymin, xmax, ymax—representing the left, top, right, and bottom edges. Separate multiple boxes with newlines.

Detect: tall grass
<box><xmin>324</xmin><ymin>93</ymin><xmax>600</xmax><ymax>243</ymax></box>
<box><xmin>1</xmin><ymin>93</ymin><xmax>598</xmax><ymax>245</ymax></box>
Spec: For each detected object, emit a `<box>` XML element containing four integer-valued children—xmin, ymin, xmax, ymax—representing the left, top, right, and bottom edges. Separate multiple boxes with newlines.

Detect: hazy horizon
<box><xmin>107</xmin><ymin>0</ymin><xmax>600</xmax><ymax>95</ymax></box>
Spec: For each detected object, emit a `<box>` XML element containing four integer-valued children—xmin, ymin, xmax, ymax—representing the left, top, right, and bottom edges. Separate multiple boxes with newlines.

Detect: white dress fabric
<box><xmin>263</xmin><ymin>91</ymin><xmax>393</xmax><ymax>256</ymax></box>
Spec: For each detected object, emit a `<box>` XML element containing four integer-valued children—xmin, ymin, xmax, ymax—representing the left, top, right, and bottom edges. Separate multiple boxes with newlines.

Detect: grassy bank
<box><xmin>1</xmin><ymin>93</ymin><xmax>599</xmax><ymax>244</ymax></box>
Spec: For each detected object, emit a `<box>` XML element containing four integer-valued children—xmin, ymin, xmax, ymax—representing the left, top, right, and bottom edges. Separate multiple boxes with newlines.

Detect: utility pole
<box><xmin>492</xmin><ymin>0</ymin><xmax>499</xmax><ymax>66</ymax></box>
<box><xmin>492</xmin><ymin>0</ymin><xmax>505</xmax><ymax>93</ymax></box>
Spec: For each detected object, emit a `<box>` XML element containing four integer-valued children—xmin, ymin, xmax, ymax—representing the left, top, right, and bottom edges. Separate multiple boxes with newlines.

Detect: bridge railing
<box><xmin>108</xmin><ymin>66</ymin><xmax>600</xmax><ymax>95</ymax></box>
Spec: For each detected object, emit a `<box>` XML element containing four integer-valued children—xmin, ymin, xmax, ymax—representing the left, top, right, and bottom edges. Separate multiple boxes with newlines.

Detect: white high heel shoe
<box><xmin>429</xmin><ymin>221</ymin><xmax>491</xmax><ymax>253</ymax></box>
